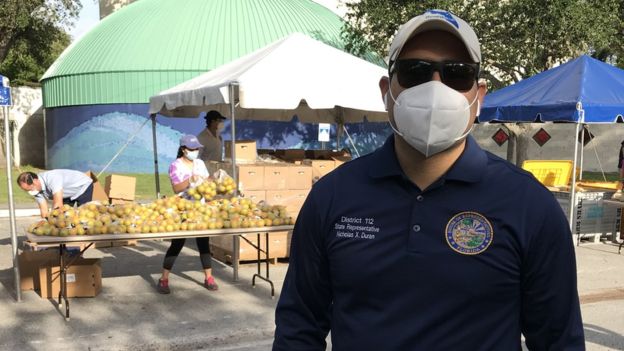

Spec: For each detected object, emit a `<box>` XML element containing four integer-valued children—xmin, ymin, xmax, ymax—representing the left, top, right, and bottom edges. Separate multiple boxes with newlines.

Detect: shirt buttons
<box><xmin>412</xmin><ymin>224</ymin><xmax>421</xmax><ymax>232</ymax></box>
<box><xmin>416</xmin><ymin>195</ymin><xmax>424</xmax><ymax>202</ymax></box>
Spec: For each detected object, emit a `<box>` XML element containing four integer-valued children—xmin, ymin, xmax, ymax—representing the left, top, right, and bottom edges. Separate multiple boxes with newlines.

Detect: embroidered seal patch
<box><xmin>445</xmin><ymin>212</ymin><xmax>493</xmax><ymax>255</ymax></box>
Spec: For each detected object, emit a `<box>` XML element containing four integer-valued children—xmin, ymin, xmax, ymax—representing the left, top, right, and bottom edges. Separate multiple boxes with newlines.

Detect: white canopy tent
<box><xmin>148</xmin><ymin>33</ymin><xmax>388</xmax><ymax>195</ymax></box>
<box><xmin>149</xmin><ymin>32</ymin><xmax>387</xmax><ymax>123</ymax></box>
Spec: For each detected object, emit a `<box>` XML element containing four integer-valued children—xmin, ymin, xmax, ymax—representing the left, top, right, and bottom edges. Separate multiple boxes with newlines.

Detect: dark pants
<box><xmin>63</xmin><ymin>183</ymin><xmax>94</xmax><ymax>207</ymax></box>
<box><xmin>163</xmin><ymin>237</ymin><xmax>212</xmax><ymax>270</ymax></box>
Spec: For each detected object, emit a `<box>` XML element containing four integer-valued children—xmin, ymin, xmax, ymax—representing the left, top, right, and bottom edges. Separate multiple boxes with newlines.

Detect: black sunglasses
<box><xmin>391</xmin><ymin>59</ymin><xmax>479</xmax><ymax>91</ymax></box>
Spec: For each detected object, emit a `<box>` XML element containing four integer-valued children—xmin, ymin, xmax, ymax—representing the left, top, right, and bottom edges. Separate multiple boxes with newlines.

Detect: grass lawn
<box><xmin>0</xmin><ymin>166</ymin><xmax>174</xmax><ymax>206</ymax></box>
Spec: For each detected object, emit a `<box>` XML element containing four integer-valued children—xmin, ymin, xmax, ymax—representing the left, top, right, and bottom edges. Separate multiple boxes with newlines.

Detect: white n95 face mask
<box><xmin>387</xmin><ymin>80</ymin><xmax>479</xmax><ymax>157</ymax></box>
<box><xmin>185</xmin><ymin>150</ymin><xmax>200</xmax><ymax>161</ymax></box>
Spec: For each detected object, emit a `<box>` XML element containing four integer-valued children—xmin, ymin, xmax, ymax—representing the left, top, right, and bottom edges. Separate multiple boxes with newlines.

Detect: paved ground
<box><xmin>1</xmin><ymin>216</ymin><xmax>623</xmax><ymax>350</ymax></box>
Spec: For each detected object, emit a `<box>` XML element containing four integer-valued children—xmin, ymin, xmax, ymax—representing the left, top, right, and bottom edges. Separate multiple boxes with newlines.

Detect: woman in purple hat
<box><xmin>157</xmin><ymin>134</ymin><xmax>218</xmax><ymax>294</ymax></box>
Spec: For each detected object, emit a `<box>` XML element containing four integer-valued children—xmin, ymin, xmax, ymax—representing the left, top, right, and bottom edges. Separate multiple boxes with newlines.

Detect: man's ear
<box><xmin>379</xmin><ymin>76</ymin><xmax>390</xmax><ymax>111</ymax></box>
<box><xmin>477</xmin><ymin>79</ymin><xmax>487</xmax><ymax>106</ymax></box>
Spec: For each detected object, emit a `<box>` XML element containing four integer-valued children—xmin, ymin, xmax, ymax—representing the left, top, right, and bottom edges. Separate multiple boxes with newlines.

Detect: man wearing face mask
<box><xmin>157</xmin><ymin>134</ymin><xmax>218</xmax><ymax>294</ymax></box>
<box><xmin>17</xmin><ymin>169</ymin><xmax>93</xmax><ymax>219</ymax></box>
<box><xmin>198</xmin><ymin>110</ymin><xmax>226</xmax><ymax>162</ymax></box>
<box><xmin>273</xmin><ymin>9</ymin><xmax>584</xmax><ymax>351</ymax></box>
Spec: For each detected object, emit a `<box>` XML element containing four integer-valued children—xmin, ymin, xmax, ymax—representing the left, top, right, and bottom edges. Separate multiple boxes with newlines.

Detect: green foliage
<box><xmin>0</xmin><ymin>0</ymin><xmax>80</xmax><ymax>84</ymax></box>
<box><xmin>0</xmin><ymin>20</ymin><xmax>70</xmax><ymax>85</ymax></box>
<box><xmin>342</xmin><ymin>0</ymin><xmax>623</xmax><ymax>90</ymax></box>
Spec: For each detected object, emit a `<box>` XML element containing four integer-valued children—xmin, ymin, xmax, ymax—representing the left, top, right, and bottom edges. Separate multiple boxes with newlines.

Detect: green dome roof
<box><xmin>42</xmin><ymin>0</ymin><xmax>381</xmax><ymax>108</ymax></box>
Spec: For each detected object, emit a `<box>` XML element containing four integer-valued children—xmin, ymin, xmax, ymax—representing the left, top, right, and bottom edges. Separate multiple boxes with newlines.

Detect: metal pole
<box><xmin>151</xmin><ymin>114</ymin><xmax>161</xmax><ymax>198</ymax></box>
<box><xmin>43</xmin><ymin>108</ymin><xmax>48</xmax><ymax>169</ymax></box>
<box><xmin>4</xmin><ymin>105</ymin><xmax>21</xmax><ymax>301</ymax></box>
<box><xmin>569</xmin><ymin>121</ymin><xmax>582</xmax><ymax>230</ymax></box>
<box><xmin>229</xmin><ymin>83</ymin><xmax>238</xmax><ymax>190</ymax></box>
<box><xmin>579</xmin><ymin>125</ymin><xmax>585</xmax><ymax>180</ymax></box>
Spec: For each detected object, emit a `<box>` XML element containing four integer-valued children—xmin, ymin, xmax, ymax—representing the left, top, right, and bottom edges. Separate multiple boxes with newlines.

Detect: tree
<box><xmin>0</xmin><ymin>19</ymin><xmax>71</xmax><ymax>85</ymax></box>
<box><xmin>341</xmin><ymin>0</ymin><xmax>623</xmax><ymax>165</ymax></box>
<box><xmin>0</xmin><ymin>0</ymin><xmax>81</xmax><ymax>83</ymax></box>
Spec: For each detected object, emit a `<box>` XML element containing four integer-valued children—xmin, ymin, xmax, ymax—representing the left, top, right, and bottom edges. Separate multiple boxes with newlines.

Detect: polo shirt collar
<box><xmin>368</xmin><ymin>134</ymin><xmax>487</xmax><ymax>184</ymax></box>
<box><xmin>444</xmin><ymin>135</ymin><xmax>487</xmax><ymax>183</ymax></box>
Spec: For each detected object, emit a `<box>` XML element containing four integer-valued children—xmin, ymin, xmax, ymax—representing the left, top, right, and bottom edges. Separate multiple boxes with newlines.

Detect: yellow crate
<box><xmin>522</xmin><ymin>160</ymin><xmax>574</xmax><ymax>187</ymax></box>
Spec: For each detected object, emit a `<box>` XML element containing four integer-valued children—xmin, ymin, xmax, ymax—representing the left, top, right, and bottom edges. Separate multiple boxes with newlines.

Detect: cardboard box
<box><xmin>85</xmin><ymin>171</ymin><xmax>109</xmax><ymax>203</ymax></box>
<box><xmin>224</xmin><ymin>140</ymin><xmax>257</xmax><ymax>163</ymax></box>
<box><xmin>303</xmin><ymin>160</ymin><xmax>335</xmax><ymax>179</ymax></box>
<box><xmin>286</xmin><ymin>165</ymin><xmax>312</xmax><ymax>190</ymax></box>
<box><xmin>305</xmin><ymin>149</ymin><xmax>333</xmax><ymax>159</ymax></box>
<box><xmin>18</xmin><ymin>250</ymin><xmax>59</xmax><ymax>291</ymax></box>
<box><xmin>277</xmin><ymin>149</ymin><xmax>305</xmax><ymax>162</ymax></box>
<box><xmin>265</xmin><ymin>189</ymin><xmax>309</xmax><ymax>217</ymax></box>
<box><xmin>105</xmin><ymin>174</ymin><xmax>136</xmax><ymax>201</ymax></box>
<box><xmin>332</xmin><ymin>156</ymin><xmax>351</xmax><ymax>168</ymax></box>
<box><xmin>264</xmin><ymin>166</ymin><xmax>288</xmax><ymax>190</ymax></box>
<box><xmin>23</xmin><ymin>240</ymin><xmax>86</xmax><ymax>253</ymax></box>
<box><xmin>112</xmin><ymin>239</ymin><xmax>138</xmax><ymax>247</ymax></box>
<box><xmin>110</xmin><ymin>198</ymin><xmax>134</xmax><ymax>205</ymax></box>
<box><xmin>242</xmin><ymin>190</ymin><xmax>266</xmax><ymax>203</ymax></box>
<box><xmin>206</xmin><ymin>162</ymin><xmax>265</xmax><ymax>191</ymax></box>
<box><xmin>237</xmin><ymin>164</ymin><xmax>265</xmax><ymax>191</ymax></box>
<box><xmin>39</xmin><ymin>258</ymin><xmax>102</xmax><ymax>298</ymax></box>
<box><xmin>210</xmin><ymin>231</ymin><xmax>289</xmax><ymax>261</ymax></box>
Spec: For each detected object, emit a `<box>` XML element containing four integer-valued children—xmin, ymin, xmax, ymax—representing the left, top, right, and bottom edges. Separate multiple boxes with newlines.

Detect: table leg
<box><xmin>58</xmin><ymin>244</ymin><xmax>70</xmax><ymax>321</ymax></box>
<box><xmin>58</xmin><ymin>244</ymin><xmax>63</xmax><ymax>307</ymax></box>
<box><xmin>619</xmin><ymin>209</ymin><xmax>624</xmax><ymax>255</ymax></box>
<box><xmin>233</xmin><ymin>235</ymin><xmax>240</xmax><ymax>282</ymax></box>
<box><xmin>251</xmin><ymin>232</ymin><xmax>275</xmax><ymax>298</ymax></box>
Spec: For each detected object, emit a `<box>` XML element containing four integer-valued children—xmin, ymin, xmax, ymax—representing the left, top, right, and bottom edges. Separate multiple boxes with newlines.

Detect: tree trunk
<box><xmin>516</xmin><ymin>131</ymin><xmax>531</xmax><ymax>167</ymax></box>
<box><xmin>506</xmin><ymin>131</ymin><xmax>516</xmax><ymax>164</ymax></box>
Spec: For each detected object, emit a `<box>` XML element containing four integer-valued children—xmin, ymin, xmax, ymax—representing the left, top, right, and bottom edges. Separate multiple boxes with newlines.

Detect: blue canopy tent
<box><xmin>478</xmin><ymin>55</ymin><xmax>624</xmax><ymax>229</ymax></box>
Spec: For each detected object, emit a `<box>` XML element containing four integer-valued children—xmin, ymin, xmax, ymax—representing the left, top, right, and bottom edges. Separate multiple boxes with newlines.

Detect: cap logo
<box><xmin>425</xmin><ymin>10</ymin><xmax>459</xmax><ymax>28</ymax></box>
<box><xmin>445</xmin><ymin>211</ymin><xmax>493</xmax><ymax>255</ymax></box>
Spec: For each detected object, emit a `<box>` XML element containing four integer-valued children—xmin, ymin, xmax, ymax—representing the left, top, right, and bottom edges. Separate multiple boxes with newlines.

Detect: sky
<box><xmin>69</xmin><ymin>0</ymin><xmax>347</xmax><ymax>42</ymax></box>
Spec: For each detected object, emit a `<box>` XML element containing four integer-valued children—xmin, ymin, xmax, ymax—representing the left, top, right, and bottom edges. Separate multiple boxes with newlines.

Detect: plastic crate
<box><xmin>553</xmin><ymin>191</ymin><xmax>619</xmax><ymax>237</ymax></box>
<box><xmin>522</xmin><ymin>160</ymin><xmax>573</xmax><ymax>187</ymax></box>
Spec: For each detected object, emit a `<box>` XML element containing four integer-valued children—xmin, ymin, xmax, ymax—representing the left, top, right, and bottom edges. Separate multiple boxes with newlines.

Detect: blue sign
<box><xmin>0</xmin><ymin>86</ymin><xmax>10</xmax><ymax>106</ymax></box>
<box><xmin>0</xmin><ymin>76</ymin><xmax>10</xmax><ymax>106</ymax></box>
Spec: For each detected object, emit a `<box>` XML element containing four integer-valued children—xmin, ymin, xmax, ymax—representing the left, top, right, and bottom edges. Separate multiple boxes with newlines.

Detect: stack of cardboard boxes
<box><xmin>18</xmin><ymin>250</ymin><xmax>102</xmax><ymax>298</ymax></box>
<box><xmin>209</xmin><ymin>140</ymin><xmax>351</xmax><ymax>262</ymax></box>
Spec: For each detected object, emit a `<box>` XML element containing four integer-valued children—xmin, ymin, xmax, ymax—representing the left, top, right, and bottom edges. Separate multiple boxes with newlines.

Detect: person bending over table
<box><xmin>157</xmin><ymin>134</ymin><xmax>219</xmax><ymax>294</ymax></box>
<box><xmin>17</xmin><ymin>169</ymin><xmax>94</xmax><ymax>219</ymax></box>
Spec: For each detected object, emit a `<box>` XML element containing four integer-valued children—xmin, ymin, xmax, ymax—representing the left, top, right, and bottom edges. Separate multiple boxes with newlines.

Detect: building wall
<box><xmin>99</xmin><ymin>0</ymin><xmax>137</xmax><ymax>19</ymax></box>
<box><xmin>43</xmin><ymin>104</ymin><xmax>391</xmax><ymax>173</ymax></box>
<box><xmin>2</xmin><ymin>86</ymin><xmax>45</xmax><ymax>168</ymax></box>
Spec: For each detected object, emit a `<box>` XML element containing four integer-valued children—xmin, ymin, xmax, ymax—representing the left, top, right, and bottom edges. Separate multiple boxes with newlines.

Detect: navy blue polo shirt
<box><xmin>274</xmin><ymin>135</ymin><xmax>584</xmax><ymax>351</ymax></box>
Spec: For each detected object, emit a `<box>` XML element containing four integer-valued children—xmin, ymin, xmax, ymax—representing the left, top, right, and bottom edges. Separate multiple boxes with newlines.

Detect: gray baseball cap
<box><xmin>388</xmin><ymin>10</ymin><xmax>481</xmax><ymax>71</ymax></box>
<box><xmin>179</xmin><ymin>134</ymin><xmax>204</xmax><ymax>149</ymax></box>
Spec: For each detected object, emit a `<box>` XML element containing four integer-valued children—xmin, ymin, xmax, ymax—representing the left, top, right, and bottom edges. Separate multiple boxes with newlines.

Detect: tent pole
<box><xmin>151</xmin><ymin>114</ymin><xmax>161</xmax><ymax>199</ymax></box>
<box><xmin>568</xmin><ymin>102</ymin><xmax>585</xmax><ymax>235</ymax></box>
<box><xmin>229</xmin><ymin>82</ymin><xmax>240</xmax><ymax>283</ymax></box>
<box><xmin>229</xmin><ymin>83</ymin><xmax>238</xmax><ymax>191</ymax></box>
<box><xmin>4</xmin><ymin>105</ymin><xmax>21</xmax><ymax>302</ymax></box>
<box><xmin>579</xmin><ymin>125</ymin><xmax>585</xmax><ymax>180</ymax></box>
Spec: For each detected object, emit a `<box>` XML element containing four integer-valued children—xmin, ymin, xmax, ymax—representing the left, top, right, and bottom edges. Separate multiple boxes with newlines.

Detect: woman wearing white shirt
<box><xmin>157</xmin><ymin>134</ymin><xmax>218</xmax><ymax>294</ymax></box>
